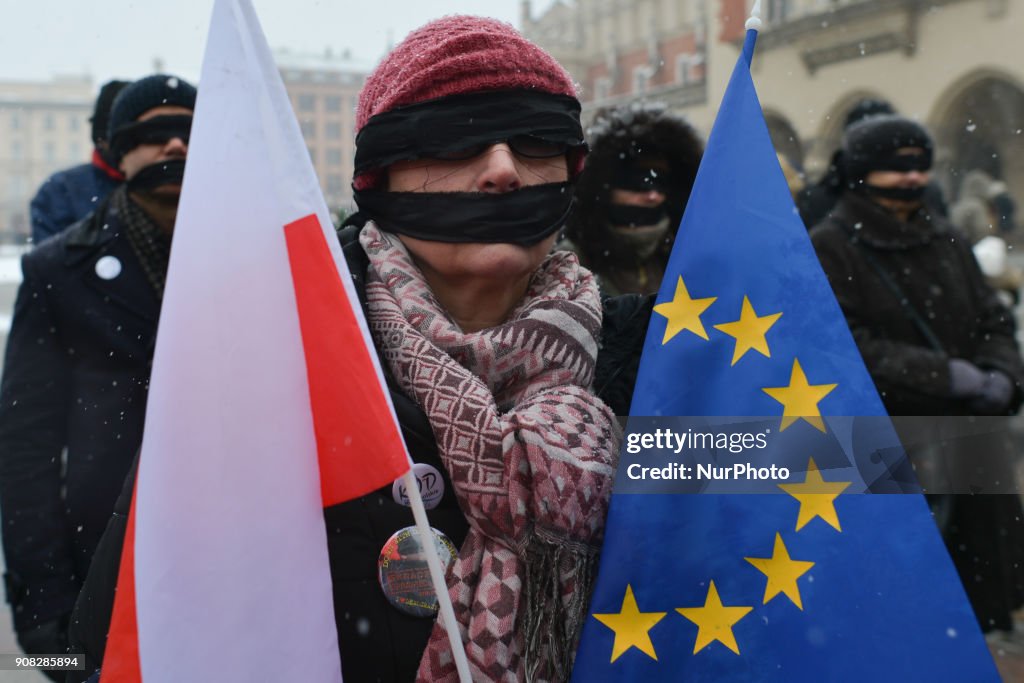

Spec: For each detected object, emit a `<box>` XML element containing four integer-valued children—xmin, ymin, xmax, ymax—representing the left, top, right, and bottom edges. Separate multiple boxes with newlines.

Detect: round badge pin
<box><xmin>94</xmin><ymin>255</ymin><xmax>122</xmax><ymax>280</ymax></box>
<box><xmin>378</xmin><ymin>525</ymin><xmax>457</xmax><ymax>617</ymax></box>
<box><xmin>391</xmin><ymin>463</ymin><xmax>445</xmax><ymax>510</ymax></box>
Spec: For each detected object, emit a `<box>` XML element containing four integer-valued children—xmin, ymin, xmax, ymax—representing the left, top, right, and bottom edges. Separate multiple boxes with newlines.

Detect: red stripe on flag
<box><xmin>285</xmin><ymin>214</ymin><xmax>410</xmax><ymax>506</ymax></box>
<box><xmin>99</xmin><ymin>479</ymin><xmax>141</xmax><ymax>683</ymax></box>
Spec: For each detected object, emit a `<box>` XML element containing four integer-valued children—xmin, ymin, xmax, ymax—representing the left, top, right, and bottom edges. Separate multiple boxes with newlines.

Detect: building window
<box><xmin>766</xmin><ymin>0</ymin><xmax>790</xmax><ymax>24</ymax></box>
<box><xmin>11</xmin><ymin>140</ymin><xmax>22</xmax><ymax>160</ymax></box>
<box><xmin>10</xmin><ymin>112</ymin><xmax>20</xmax><ymax>130</ymax></box>
<box><xmin>300</xmin><ymin>120</ymin><xmax>316</xmax><ymax>138</ymax></box>
<box><xmin>325</xmin><ymin>95</ymin><xmax>342</xmax><ymax>112</ymax></box>
<box><xmin>632</xmin><ymin>67</ymin><xmax>652</xmax><ymax>96</ymax></box>
<box><xmin>326</xmin><ymin>147</ymin><xmax>342</xmax><ymax>165</ymax></box>
<box><xmin>44</xmin><ymin>113</ymin><xmax>55</xmax><ymax>130</ymax></box>
<box><xmin>676</xmin><ymin>55</ymin><xmax>691</xmax><ymax>85</ymax></box>
<box><xmin>70</xmin><ymin>142</ymin><xmax>82</xmax><ymax>159</ymax></box>
<box><xmin>10</xmin><ymin>212</ymin><xmax>27</xmax><ymax>234</ymax></box>
<box><xmin>594</xmin><ymin>77</ymin><xmax>611</xmax><ymax>102</ymax></box>
<box><xmin>69</xmin><ymin>116</ymin><xmax>81</xmax><ymax>132</ymax></box>
<box><xmin>326</xmin><ymin>122</ymin><xmax>342</xmax><ymax>140</ymax></box>
<box><xmin>9</xmin><ymin>174</ymin><xmax>26</xmax><ymax>197</ymax></box>
<box><xmin>297</xmin><ymin>94</ymin><xmax>316</xmax><ymax>112</ymax></box>
<box><xmin>44</xmin><ymin>142</ymin><xmax>56</xmax><ymax>162</ymax></box>
<box><xmin>308</xmin><ymin>147</ymin><xmax>317</xmax><ymax>164</ymax></box>
<box><xmin>327</xmin><ymin>174</ymin><xmax>343</xmax><ymax>193</ymax></box>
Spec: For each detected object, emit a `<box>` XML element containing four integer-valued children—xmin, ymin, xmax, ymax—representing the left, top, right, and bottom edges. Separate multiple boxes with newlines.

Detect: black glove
<box><xmin>948</xmin><ymin>359</ymin><xmax>986</xmax><ymax>398</ymax></box>
<box><xmin>970</xmin><ymin>369</ymin><xmax>1015</xmax><ymax>415</ymax></box>
<box><xmin>17</xmin><ymin>614</ymin><xmax>69</xmax><ymax>683</ymax></box>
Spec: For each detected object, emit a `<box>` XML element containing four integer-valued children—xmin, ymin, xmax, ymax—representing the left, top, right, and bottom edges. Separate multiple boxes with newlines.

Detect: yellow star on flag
<box><xmin>713</xmin><ymin>296</ymin><xmax>782</xmax><ymax>365</ymax></box>
<box><xmin>653</xmin><ymin>276</ymin><xmax>717</xmax><ymax>344</ymax></box>
<box><xmin>745</xmin><ymin>533</ymin><xmax>816</xmax><ymax>609</ymax></box>
<box><xmin>762</xmin><ymin>358</ymin><xmax>837</xmax><ymax>432</ymax></box>
<box><xmin>593</xmin><ymin>584</ymin><xmax>667</xmax><ymax>663</ymax></box>
<box><xmin>779</xmin><ymin>457</ymin><xmax>851</xmax><ymax>531</ymax></box>
<box><xmin>676</xmin><ymin>581</ymin><xmax>753</xmax><ymax>655</ymax></box>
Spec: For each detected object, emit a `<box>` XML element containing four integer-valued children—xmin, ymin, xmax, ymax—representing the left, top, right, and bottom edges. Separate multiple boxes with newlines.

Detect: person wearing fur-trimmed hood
<box><xmin>561</xmin><ymin>103</ymin><xmax>703</xmax><ymax>296</ymax></box>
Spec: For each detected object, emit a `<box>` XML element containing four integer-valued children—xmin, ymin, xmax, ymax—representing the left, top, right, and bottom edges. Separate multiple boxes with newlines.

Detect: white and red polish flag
<box><xmin>99</xmin><ymin>0</ymin><xmax>411</xmax><ymax>680</ymax></box>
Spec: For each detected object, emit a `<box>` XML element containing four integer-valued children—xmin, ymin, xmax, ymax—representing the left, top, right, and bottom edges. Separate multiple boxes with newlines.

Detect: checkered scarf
<box><xmin>359</xmin><ymin>223</ymin><xmax>620</xmax><ymax>682</ymax></box>
<box><xmin>111</xmin><ymin>186</ymin><xmax>172</xmax><ymax>299</ymax></box>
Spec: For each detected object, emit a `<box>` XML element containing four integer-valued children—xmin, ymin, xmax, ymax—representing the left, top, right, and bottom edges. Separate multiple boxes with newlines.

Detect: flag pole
<box><xmin>404</xmin><ymin>472</ymin><xmax>473</xmax><ymax>682</ymax></box>
<box><xmin>746</xmin><ymin>0</ymin><xmax>763</xmax><ymax>30</ymax></box>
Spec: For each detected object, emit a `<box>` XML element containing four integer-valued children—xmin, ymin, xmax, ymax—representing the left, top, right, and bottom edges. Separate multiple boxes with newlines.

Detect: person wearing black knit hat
<box><xmin>104</xmin><ymin>73</ymin><xmax>196</xmax><ymax>233</ymax></box>
<box><xmin>840</xmin><ymin>114</ymin><xmax>934</xmax><ymax>214</ymax></box>
<box><xmin>28</xmin><ymin>79</ymin><xmax>131</xmax><ymax>244</ymax></box>
<box><xmin>562</xmin><ymin>103</ymin><xmax>703</xmax><ymax>296</ymax></box>
<box><xmin>0</xmin><ymin>74</ymin><xmax>195</xmax><ymax>679</ymax></box>
<box><xmin>796</xmin><ymin>98</ymin><xmax>948</xmax><ymax>228</ymax></box>
<box><xmin>811</xmin><ymin>114</ymin><xmax>1024</xmax><ymax>640</ymax></box>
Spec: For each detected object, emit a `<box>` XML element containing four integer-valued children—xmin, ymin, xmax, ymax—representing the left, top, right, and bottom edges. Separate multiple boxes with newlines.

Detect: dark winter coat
<box><xmin>65</xmin><ymin>223</ymin><xmax>651</xmax><ymax>683</ymax></box>
<box><xmin>30</xmin><ymin>160</ymin><xmax>122</xmax><ymax>245</ymax></box>
<box><xmin>0</xmin><ymin>194</ymin><xmax>157</xmax><ymax>637</ymax></box>
<box><xmin>810</xmin><ymin>192</ymin><xmax>1024</xmax><ymax>415</ymax></box>
<box><xmin>811</xmin><ymin>192</ymin><xmax>1024</xmax><ymax>632</ymax></box>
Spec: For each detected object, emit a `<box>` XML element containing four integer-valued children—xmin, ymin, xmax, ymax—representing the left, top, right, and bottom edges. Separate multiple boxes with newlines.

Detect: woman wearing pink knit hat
<box><xmin>333</xmin><ymin>14</ymin><xmax>649</xmax><ymax>683</ymax></box>
<box><xmin>63</xmin><ymin>15</ymin><xmax>650</xmax><ymax>683</ymax></box>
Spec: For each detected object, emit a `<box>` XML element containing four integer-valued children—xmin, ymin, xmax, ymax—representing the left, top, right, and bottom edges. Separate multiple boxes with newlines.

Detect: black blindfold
<box><xmin>871</xmin><ymin>152</ymin><xmax>931</xmax><ymax>174</ymax></box>
<box><xmin>354</xmin><ymin>90</ymin><xmax>585</xmax><ymax>175</ymax></box>
<box><xmin>354</xmin><ymin>182</ymin><xmax>574</xmax><ymax>246</ymax></box>
<box><xmin>612</xmin><ymin>165</ymin><xmax>673</xmax><ymax>193</ymax></box>
<box><xmin>110</xmin><ymin>115</ymin><xmax>192</xmax><ymax>160</ymax></box>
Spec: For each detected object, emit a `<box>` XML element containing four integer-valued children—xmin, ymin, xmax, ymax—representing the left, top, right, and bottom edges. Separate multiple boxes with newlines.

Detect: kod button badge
<box><xmin>94</xmin><ymin>256</ymin><xmax>122</xmax><ymax>280</ymax></box>
<box><xmin>378</xmin><ymin>525</ymin><xmax>457</xmax><ymax>617</ymax></box>
<box><xmin>392</xmin><ymin>463</ymin><xmax>445</xmax><ymax>510</ymax></box>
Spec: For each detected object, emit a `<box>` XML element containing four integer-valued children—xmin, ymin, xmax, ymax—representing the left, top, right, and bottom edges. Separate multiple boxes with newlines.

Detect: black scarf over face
<box><xmin>353</xmin><ymin>90</ymin><xmax>585</xmax><ymax>246</ymax></box>
<box><xmin>355</xmin><ymin>183</ymin><xmax>576</xmax><ymax>246</ymax></box>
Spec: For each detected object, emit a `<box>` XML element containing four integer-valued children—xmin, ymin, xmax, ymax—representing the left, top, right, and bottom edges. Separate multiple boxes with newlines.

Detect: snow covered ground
<box><xmin>0</xmin><ymin>253</ymin><xmax>22</xmax><ymax>285</ymax></box>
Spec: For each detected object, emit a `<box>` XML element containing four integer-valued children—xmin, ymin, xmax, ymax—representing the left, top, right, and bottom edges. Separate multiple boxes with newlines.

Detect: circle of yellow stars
<box><xmin>595</xmin><ymin>272</ymin><xmax>854</xmax><ymax>664</ymax></box>
<box><xmin>592</xmin><ymin>456</ymin><xmax>852</xmax><ymax>662</ymax></box>
<box><xmin>653</xmin><ymin>275</ymin><xmax>838</xmax><ymax>433</ymax></box>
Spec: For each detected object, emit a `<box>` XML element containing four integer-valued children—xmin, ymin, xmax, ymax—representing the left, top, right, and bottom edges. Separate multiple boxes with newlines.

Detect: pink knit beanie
<box><xmin>357</xmin><ymin>15</ymin><xmax>577</xmax><ymax>132</ymax></box>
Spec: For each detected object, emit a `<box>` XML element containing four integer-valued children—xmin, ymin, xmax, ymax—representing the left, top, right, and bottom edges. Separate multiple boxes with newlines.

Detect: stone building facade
<box><xmin>0</xmin><ymin>77</ymin><xmax>94</xmax><ymax>244</ymax></box>
<box><xmin>277</xmin><ymin>49</ymin><xmax>369</xmax><ymax>218</ymax></box>
<box><xmin>522</xmin><ymin>0</ymin><xmax>1024</xmax><ymax>206</ymax></box>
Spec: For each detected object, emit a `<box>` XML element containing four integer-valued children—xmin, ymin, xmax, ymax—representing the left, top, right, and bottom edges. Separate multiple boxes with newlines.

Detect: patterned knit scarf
<box><xmin>359</xmin><ymin>223</ymin><xmax>621</xmax><ymax>682</ymax></box>
<box><xmin>110</xmin><ymin>186</ymin><xmax>172</xmax><ymax>299</ymax></box>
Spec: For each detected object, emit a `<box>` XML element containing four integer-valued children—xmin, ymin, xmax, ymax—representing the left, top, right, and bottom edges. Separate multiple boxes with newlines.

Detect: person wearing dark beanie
<box><xmin>91</xmin><ymin>80</ymin><xmax>131</xmax><ymax>161</ymax></box>
<box><xmin>840</xmin><ymin>114</ymin><xmax>933</xmax><ymax>204</ymax></box>
<box><xmin>28</xmin><ymin>79</ymin><xmax>131</xmax><ymax>244</ymax></box>
<box><xmin>810</xmin><ymin>115</ymin><xmax>1024</xmax><ymax>639</ymax></box>
<box><xmin>796</xmin><ymin>98</ymin><xmax>947</xmax><ymax>228</ymax></box>
<box><xmin>104</xmin><ymin>73</ymin><xmax>196</xmax><ymax>233</ymax></box>
<box><xmin>0</xmin><ymin>73</ymin><xmax>196</xmax><ymax>680</ymax></box>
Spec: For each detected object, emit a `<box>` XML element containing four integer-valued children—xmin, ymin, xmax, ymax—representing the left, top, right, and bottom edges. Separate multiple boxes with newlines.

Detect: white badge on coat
<box><xmin>391</xmin><ymin>462</ymin><xmax>445</xmax><ymax>510</ymax></box>
<box><xmin>94</xmin><ymin>255</ymin><xmax>122</xmax><ymax>280</ymax></box>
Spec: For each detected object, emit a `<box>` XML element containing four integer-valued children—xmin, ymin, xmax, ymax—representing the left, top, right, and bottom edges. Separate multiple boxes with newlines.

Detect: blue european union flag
<box><xmin>572</xmin><ymin>28</ymin><xmax>999</xmax><ymax>682</ymax></box>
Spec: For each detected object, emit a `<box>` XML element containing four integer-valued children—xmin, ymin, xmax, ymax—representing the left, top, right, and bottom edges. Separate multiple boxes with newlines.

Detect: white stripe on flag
<box><xmin>132</xmin><ymin>0</ymin><xmax>343</xmax><ymax>679</ymax></box>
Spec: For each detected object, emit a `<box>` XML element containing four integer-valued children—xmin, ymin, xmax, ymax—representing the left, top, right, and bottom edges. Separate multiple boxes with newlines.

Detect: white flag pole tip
<box><xmin>746</xmin><ymin>0</ymin><xmax>763</xmax><ymax>31</ymax></box>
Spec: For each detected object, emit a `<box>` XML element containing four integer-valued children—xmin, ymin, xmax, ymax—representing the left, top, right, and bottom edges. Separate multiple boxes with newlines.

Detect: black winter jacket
<box><xmin>66</xmin><ymin>224</ymin><xmax>651</xmax><ymax>682</ymax></box>
<box><xmin>810</xmin><ymin>192</ymin><xmax>1024</xmax><ymax>415</ymax></box>
<box><xmin>0</xmin><ymin>195</ymin><xmax>157</xmax><ymax>636</ymax></box>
